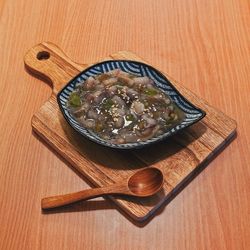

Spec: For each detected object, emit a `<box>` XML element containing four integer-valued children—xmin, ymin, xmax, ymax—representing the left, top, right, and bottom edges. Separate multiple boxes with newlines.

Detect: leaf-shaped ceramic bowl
<box><xmin>57</xmin><ymin>60</ymin><xmax>206</xmax><ymax>149</ymax></box>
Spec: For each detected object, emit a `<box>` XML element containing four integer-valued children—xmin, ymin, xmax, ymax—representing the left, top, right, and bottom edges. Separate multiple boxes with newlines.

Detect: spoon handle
<box><xmin>41</xmin><ymin>184</ymin><xmax>126</xmax><ymax>209</ymax></box>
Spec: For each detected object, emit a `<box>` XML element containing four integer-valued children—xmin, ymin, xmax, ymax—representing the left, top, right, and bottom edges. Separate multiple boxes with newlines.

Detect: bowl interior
<box><xmin>57</xmin><ymin>60</ymin><xmax>205</xmax><ymax>149</ymax></box>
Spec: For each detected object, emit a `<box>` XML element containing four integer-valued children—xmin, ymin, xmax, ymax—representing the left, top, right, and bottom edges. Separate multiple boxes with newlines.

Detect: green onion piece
<box><xmin>144</xmin><ymin>88</ymin><xmax>158</xmax><ymax>96</ymax></box>
<box><xmin>69</xmin><ymin>92</ymin><xmax>81</xmax><ymax>107</ymax></box>
<box><xmin>102</xmin><ymin>99</ymin><xmax>114</xmax><ymax>109</ymax></box>
<box><xmin>126</xmin><ymin>114</ymin><xmax>135</xmax><ymax>121</ymax></box>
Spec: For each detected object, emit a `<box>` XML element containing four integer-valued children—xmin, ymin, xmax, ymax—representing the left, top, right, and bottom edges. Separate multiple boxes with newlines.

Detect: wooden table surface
<box><xmin>0</xmin><ymin>0</ymin><xmax>249</xmax><ymax>249</ymax></box>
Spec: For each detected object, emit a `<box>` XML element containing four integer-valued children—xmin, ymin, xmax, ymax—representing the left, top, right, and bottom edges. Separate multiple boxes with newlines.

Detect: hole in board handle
<box><xmin>37</xmin><ymin>51</ymin><xmax>50</xmax><ymax>60</ymax></box>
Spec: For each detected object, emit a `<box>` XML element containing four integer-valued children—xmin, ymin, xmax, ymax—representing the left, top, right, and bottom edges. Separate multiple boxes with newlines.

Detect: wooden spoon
<box><xmin>41</xmin><ymin>167</ymin><xmax>164</xmax><ymax>209</ymax></box>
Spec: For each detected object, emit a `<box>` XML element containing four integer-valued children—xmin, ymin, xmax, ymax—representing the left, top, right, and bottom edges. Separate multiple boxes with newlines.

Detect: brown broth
<box><xmin>67</xmin><ymin>69</ymin><xmax>185</xmax><ymax>144</ymax></box>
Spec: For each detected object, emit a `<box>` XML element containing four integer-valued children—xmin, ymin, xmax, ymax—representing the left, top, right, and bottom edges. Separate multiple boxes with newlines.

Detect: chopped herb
<box><xmin>126</xmin><ymin>114</ymin><xmax>135</xmax><ymax>121</ymax></box>
<box><xmin>144</xmin><ymin>88</ymin><xmax>158</xmax><ymax>96</ymax></box>
<box><xmin>102</xmin><ymin>99</ymin><xmax>114</xmax><ymax>109</ymax></box>
<box><xmin>68</xmin><ymin>92</ymin><xmax>81</xmax><ymax>107</ymax></box>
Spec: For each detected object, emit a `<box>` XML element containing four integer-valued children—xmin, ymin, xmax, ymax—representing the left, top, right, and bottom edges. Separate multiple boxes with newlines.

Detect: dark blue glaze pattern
<box><xmin>57</xmin><ymin>60</ymin><xmax>206</xmax><ymax>149</ymax></box>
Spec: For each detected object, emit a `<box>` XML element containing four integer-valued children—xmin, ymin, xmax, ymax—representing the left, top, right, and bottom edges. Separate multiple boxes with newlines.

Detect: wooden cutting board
<box><xmin>24</xmin><ymin>42</ymin><xmax>237</xmax><ymax>222</ymax></box>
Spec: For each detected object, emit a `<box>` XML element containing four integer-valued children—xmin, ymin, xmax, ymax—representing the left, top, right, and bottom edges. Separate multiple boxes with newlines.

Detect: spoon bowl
<box><xmin>128</xmin><ymin>167</ymin><xmax>164</xmax><ymax>196</ymax></box>
<box><xmin>42</xmin><ymin>167</ymin><xmax>164</xmax><ymax>209</ymax></box>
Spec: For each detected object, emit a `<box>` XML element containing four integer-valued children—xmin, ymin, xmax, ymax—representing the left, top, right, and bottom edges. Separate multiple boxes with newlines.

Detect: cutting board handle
<box><xmin>24</xmin><ymin>42</ymin><xmax>87</xmax><ymax>93</ymax></box>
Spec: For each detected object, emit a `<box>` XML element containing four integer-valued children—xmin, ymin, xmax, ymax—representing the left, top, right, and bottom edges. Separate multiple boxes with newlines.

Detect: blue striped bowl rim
<box><xmin>57</xmin><ymin>60</ymin><xmax>206</xmax><ymax>149</ymax></box>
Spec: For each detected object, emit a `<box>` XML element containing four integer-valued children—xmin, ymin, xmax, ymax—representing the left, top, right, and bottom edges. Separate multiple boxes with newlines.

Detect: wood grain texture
<box><xmin>24</xmin><ymin>42</ymin><xmax>236</xmax><ymax>221</ymax></box>
<box><xmin>0</xmin><ymin>0</ymin><xmax>249</xmax><ymax>249</ymax></box>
